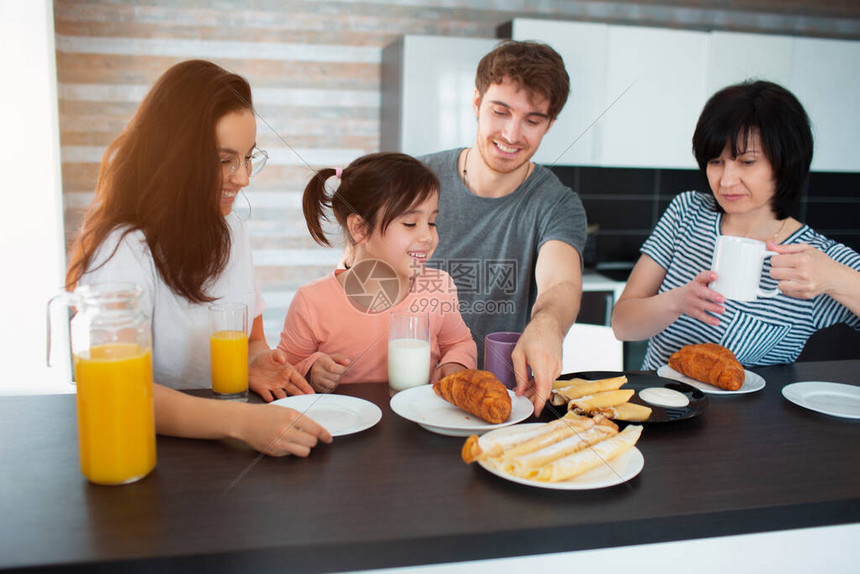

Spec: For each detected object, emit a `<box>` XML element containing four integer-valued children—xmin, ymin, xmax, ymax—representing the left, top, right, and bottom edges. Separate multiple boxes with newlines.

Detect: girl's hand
<box><xmin>249</xmin><ymin>348</ymin><xmax>315</xmax><ymax>402</ymax></box>
<box><xmin>673</xmin><ymin>270</ymin><xmax>726</xmax><ymax>326</ymax></box>
<box><xmin>768</xmin><ymin>241</ymin><xmax>839</xmax><ymax>299</ymax></box>
<box><xmin>309</xmin><ymin>353</ymin><xmax>351</xmax><ymax>393</ymax></box>
<box><xmin>233</xmin><ymin>403</ymin><xmax>332</xmax><ymax>457</ymax></box>
<box><xmin>430</xmin><ymin>362</ymin><xmax>467</xmax><ymax>383</ymax></box>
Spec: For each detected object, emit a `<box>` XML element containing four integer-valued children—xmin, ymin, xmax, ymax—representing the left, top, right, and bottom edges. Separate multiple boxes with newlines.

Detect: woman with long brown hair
<box><xmin>66</xmin><ymin>60</ymin><xmax>330</xmax><ymax>456</ymax></box>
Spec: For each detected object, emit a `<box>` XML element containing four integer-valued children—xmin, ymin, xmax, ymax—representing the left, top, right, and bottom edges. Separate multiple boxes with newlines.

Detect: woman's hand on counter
<box><xmin>231</xmin><ymin>402</ymin><xmax>333</xmax><ymax>457</ymax></box>
<box><xmin>152</xmin><ymin>384</ymin><xmax>332</xmax><ymax>457</ymax></box>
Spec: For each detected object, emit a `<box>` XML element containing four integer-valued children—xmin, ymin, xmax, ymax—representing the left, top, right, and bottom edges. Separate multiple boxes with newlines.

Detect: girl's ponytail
<box><xmin>302</xmin><ymin>168</ymin><xmax>337</xmax><ymax>247</ymax></box>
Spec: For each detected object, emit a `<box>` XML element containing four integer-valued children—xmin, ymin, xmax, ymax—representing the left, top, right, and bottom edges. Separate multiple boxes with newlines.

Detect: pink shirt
<box><xmin>278</xmin><ymin>269</ymin><xmax>477</xmax><ymax>384</ymax></box>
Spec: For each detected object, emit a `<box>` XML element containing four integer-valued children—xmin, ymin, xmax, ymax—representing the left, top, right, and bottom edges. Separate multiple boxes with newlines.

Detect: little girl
<box><xmin>278</xmin><ymin>152</ymin><xmax>477</xmax><ymax>392</ymax></box>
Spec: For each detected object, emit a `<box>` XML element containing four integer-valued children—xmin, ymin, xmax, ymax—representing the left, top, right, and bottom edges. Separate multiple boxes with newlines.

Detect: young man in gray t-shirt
<box><xmin>421</xmin><ymin>40</ymin><xmax>587</xmax><ymax>416</ymax></box>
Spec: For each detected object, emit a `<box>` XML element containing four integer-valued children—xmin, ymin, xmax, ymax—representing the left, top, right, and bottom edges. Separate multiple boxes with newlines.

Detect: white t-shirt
<box><xmin>79</xmin><ymin>212</ymin><xmax>265</xmax><ymax>389</ymax></box>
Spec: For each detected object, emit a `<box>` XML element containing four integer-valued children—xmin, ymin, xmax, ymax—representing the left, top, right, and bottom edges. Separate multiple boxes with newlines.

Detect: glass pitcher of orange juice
<box><xmin>48</xmin><ymin>282</ymin><xmax>156</xmax><ymax>485</ymax></box>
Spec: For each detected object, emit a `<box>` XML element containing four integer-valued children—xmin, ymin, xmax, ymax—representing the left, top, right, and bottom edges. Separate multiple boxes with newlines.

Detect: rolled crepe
<box><xmin>530</xmin><ymin>424</ymin><xmax>643</xmax><ymax>482</ymax></box>
<box><xmin>555</xmin><ymin>376</ymin><xmax>628</xmax><ymax>399</ymax></box>
<box><xmin>592</xmin><ymin>402</ymin><xmax>653</xmax><ymax>422</ymax></box>
<box><xmin>461</xmin><ymin>413</ymin><xmax>590</xmax><ymax>464</ymax></box>
<box><xmin>503</xmin><ymin>425</ymin><xmax>617</xmax><ymax>477</ymax></box>
<box><xmin>490</xmin><ymin>415</ymin><xmax>596</xmax><ymax>465</ymax></box>
<box><xmin>568</xmin><ymin>389</ymin><xmax>635</xmax><ymax>412</ymax></box>
<box><xmin>550</xmin><ymin>393</ymin><xmax>568</xmax><ymax>406</ymax></box>
<box><xmin>552</xmin><ymin>377</ymin><xmax>591</xmax><ymax>389</ymax></box>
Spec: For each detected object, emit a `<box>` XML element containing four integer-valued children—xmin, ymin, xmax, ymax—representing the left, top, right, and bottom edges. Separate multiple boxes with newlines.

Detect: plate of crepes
<box><xmin>656</xmin><ymin>343</ymin><xmax>765</xmax><ymax>395</ymax></box>
<box><xmin>462</xmin><ymin>413</ymin><xmax>644</xmax><ymax>489</ymax></box>
<box><xmin>271</xmin><ymin>394</ymin><xmax>382</xmax><ymax>437</ymax></box>
<box><xmin>389</xmin><ymin>369</ymin><xmax>534</xmax><ymax>436</ymax></box>
<box><xmin>551</xmin><ymin>372</ymin><xmax>708</xmax><ymax>423</ymax></box>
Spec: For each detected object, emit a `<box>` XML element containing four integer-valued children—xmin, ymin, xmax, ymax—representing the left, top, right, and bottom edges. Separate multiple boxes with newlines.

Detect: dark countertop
<box><xmin>2</xmin><ymin>361</ymin><xmax>859</xmax><ymax>573</ymax></box>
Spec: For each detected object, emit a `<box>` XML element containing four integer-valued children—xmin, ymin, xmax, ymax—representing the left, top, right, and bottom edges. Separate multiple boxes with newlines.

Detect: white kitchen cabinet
<box><xmin>505</xmin><ymin>19</ymin><xmax>609</xmax><ymax>167</ymax></box>
<box><xmin>703</xmin><ymin>32</ymin><xmax>860</xmax><ymax>172</ymax></box>
<box><xmin>384</xmin><ymin>22</ymin><xmax>860</xmax><ymax>171</ymax></box>
<box><xmin>513</xmin><ymin>19</ymin><xmax>860</xmax><ymax>172</ymax></box>
<box><xmin>510</xmin><ymin>19</ymin><xmax>709</xmax><ymax>169</ymax></box>
<box><xmin>707</xmin><ymin>32</ymin><xmax>794</xmax><ymax>94</ymax></box>
<box><xmin>381</xmin><ymin>35</ymin><xmax>497</xmax><ymax>156</ymax></box>
<box><xmin>598</xmin><ymin>25</ymin><xmax>709</xmax><ymax>169</ymax></box>
<box><xmin>790</xmin><ymin>37</ymin><xmax>860</xmax><ymax>172</ymax></box>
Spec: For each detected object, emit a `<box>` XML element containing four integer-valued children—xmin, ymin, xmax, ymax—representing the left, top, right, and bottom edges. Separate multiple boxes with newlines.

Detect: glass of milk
<box><xmin>388</xmin><ymin>311</ymin><xmax>431</xmax><ymax>394</ymax></box>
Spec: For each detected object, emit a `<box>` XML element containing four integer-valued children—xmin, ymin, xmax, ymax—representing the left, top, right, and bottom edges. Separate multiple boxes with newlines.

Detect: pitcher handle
<box><xmin>46</xmin><ymin>292</ymin><xmax>74</xmax><ymax>368</ymax></box>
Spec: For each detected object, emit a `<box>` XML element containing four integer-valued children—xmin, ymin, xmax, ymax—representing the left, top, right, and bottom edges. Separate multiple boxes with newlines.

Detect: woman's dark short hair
<box><xmin>692</xmin><ymin>80</ymin><xmax>813</xmax><ymax>219</ymax></box>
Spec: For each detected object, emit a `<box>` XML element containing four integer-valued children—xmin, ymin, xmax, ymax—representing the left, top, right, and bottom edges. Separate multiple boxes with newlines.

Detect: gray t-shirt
<box><xmin>420</xmin><ymin>148</ymin><xmax>587</xmax><ymax>365</ymax></box>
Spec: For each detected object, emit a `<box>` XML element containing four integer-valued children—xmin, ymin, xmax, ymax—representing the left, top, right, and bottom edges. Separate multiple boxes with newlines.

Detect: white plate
<box><xmin>271</xmin><ymin>394</ymin><xmax>382</xmax><ymax>437</ymax></box>
<box><xmin>782</xmin><ymin>381</ymin><xmax>860</xmax><ymax>420</ymax></box>
<box><xmin>389</xmin><ymin>385</ymin><xmax>534</xmax><ymax>436</ymax></box>
<box><xmin>657</xmin><ymin>365</ymin><xmax>765</xmax><ymax>395</ymax></box>
<box><xmin>476</xmin><ymin>424</ymin><xmax>644</xmax><ymax>490</ymax></box>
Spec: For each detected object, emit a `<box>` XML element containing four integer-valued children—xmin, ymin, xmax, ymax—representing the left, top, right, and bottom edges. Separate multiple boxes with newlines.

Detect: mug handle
<box><xmin>757</xmin><ymin>250</ymin><xmax>781</xmax><ymax>298</ymax></box>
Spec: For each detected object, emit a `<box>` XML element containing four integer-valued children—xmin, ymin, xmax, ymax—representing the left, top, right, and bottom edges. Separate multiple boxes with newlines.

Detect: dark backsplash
<box><xmin>552</xmin><ymin>165</ymin><xmax>860</xmax><ymax>280</ymax></box>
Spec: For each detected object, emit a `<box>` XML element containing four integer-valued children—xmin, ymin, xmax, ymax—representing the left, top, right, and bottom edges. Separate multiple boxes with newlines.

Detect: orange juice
<box><xmin>210</xmin><ymin>330</ymin><xmax>248</xmax><ymax>394</ymax></box>
<box><xmin>73</xmin><ymin>343</ymin><xmax>156</xmax><ymax>485</ymax></box>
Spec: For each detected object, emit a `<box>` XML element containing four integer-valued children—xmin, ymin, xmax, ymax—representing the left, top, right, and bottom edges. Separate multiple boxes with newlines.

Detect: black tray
<box><xmin>550</xmin><ymin>370</ymin><xmax>709</xmax><ymax>423</ymax></box>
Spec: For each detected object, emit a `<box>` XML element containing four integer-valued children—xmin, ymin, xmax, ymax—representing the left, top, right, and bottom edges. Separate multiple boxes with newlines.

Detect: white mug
<box><xmin>710</xmin><ymin>235</ymin><xmax>780</xmax><ymax>302</ymax></box>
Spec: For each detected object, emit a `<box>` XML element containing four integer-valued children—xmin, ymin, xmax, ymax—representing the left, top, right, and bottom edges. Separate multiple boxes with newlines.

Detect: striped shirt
<box><xmin>641</xmin><ymin>191</ymin><xmax>860</xmax><ymax>369</ymax></box>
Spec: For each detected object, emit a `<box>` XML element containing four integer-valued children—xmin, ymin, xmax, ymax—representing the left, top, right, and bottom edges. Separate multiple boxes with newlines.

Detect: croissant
<box><xmin>433</xmin><ymin>369</ymin><xmax>512</xmax><ymax>424</ymax></box>
<box><xmin>669</xmin><ymin>343</ymin><xmax>745</xmax><ymax>391</ymax></box>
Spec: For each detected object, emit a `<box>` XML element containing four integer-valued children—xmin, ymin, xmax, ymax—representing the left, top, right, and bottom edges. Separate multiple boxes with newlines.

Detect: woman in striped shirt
<box><xmin>612</xmin><ymin>80</ymin><xmax>860</xmax><ymax>369</ymax></box>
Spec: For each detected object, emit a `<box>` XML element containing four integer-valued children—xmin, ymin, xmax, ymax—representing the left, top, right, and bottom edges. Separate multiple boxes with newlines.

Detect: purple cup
<box><xmin>483</xmin><ymin>332</ymin><xmax>521</xmax><ymax>390</ymax></box>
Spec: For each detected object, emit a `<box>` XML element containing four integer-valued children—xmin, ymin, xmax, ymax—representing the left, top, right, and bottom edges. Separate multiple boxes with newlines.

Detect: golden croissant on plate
<box><xmin>433</xmin><ymin>369</ymin><xmax>512</xmax><ymax>424</ymax></box>
<box><xmin>669</xmin><ymin>343</ymin><xmax>745</xmax><ymax>391</ymax></box>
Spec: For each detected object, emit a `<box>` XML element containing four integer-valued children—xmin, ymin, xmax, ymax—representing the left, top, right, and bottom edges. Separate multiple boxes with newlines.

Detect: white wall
<box><xmin>0</xmin><ymin>0</ymin><xmax>73</xmax><ymax>394</ymax></box>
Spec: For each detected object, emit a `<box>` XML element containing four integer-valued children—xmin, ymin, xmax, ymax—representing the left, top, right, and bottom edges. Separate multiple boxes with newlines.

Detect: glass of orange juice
<box><xmin>209</xmin><ymin>302</ymin><xmax>249</xmax><ymax>401</ymax></box>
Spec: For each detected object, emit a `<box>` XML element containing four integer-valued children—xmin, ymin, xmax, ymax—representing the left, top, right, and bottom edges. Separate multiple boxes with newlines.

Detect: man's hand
<box><xmin>517</xmin><ymin>240</ymin><xmax>581</xmax><ymax>416</ymax></box>
<box><xmin>511</xmin><ymin>315</ymin><xmax>563</xmax><ymax>416</ymax></box>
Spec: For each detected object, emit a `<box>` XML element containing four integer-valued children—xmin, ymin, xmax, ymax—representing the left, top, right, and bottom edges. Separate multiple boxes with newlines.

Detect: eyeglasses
<box><xmin>221</xmin><ymin>148</ymin><xmax>268</xmax><ymax>178</ymax></box>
